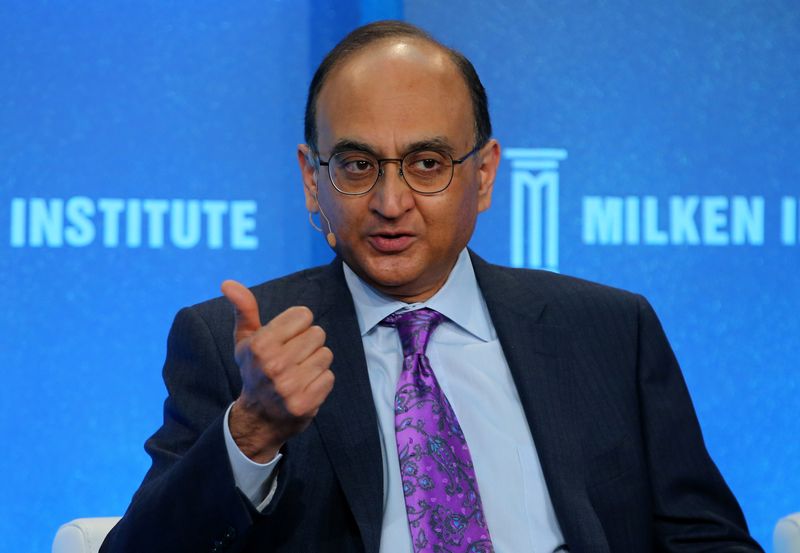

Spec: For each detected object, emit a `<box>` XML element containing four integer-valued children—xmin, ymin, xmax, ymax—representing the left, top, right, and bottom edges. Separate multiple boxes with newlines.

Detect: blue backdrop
<box><xmin>1</xmin><ymin>1</ymin><xmax>797</xmax><ymax>551</ymax></box>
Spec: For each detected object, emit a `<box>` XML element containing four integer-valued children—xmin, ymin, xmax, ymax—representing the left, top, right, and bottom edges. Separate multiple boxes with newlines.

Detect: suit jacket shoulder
<box><xmin>472</xmin><ymin>252</ymin><xmax>760</xmax><ymax>552</ymax></box>
<box><xmin>471</xmin><ymin>252</ymin><xmax>644</xmax><ymax>322</ymax></box>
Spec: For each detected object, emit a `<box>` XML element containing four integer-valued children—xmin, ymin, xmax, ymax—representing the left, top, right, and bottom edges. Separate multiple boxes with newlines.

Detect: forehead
<box><xmin>315</xmin><ymin>39</ymin><xmax>474</xmax><ymax>153</ymax></box>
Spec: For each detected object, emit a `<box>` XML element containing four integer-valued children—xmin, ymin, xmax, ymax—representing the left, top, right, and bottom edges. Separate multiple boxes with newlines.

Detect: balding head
<box><xmin>303</xmin><ymin>20</ymin><xmax>491</xmax><ymax>152</ymax></box>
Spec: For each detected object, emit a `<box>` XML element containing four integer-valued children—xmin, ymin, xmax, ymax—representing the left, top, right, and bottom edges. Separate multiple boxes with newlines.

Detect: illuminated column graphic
<box><xmin>782</xmin><ymin>197</ymin><xmax>797</xmax><ymax>245</ymax></box>
<box><xmin>504</xmin><ymin>148</ymin><xmax>568</xmax><ymax>271</ymax></box>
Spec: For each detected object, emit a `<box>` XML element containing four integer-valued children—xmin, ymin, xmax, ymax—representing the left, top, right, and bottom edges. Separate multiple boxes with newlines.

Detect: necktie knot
<box><xmin>381</xmin><ymin>308</ymin><xmax>444</xmax><ymax>357</ymax></box>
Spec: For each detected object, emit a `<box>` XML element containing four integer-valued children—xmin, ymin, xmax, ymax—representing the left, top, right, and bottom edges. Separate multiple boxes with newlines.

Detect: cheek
<box><xmin>325</xmin><ymin>196</ymin><xmax>366</xmax><ymax>234</ymax></box>
<box><xmin>426</xmin><ymin>195</ymin><xmax>478</xmax><ymax>245</ymax></box>
<box><xmin>451</xmin><ymin>185</ymin><xmax>480</xmax><ymax>222</ymax></box>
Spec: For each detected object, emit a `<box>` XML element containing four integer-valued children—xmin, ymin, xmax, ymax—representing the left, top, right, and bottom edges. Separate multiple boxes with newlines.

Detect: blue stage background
<box><xmin>1</xmin><ymin>1</ymin><xmax>797</xmax><ymax>551</ymax></box>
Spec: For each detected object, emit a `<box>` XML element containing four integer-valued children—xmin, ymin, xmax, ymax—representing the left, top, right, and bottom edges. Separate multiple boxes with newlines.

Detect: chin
<box><xmin>366</xmin><ymin>270</ymin><xmax>416</xmax><ymax>290</ymax></box>
<box><xmin>357</xmin><ymin>267</ymin><xmax>418</xmax><ymax>296</ymax></box>
<box><xmin>345</xmin><ymin>250</ymin><xmax>430</xmax><ymax>295</ymax></box>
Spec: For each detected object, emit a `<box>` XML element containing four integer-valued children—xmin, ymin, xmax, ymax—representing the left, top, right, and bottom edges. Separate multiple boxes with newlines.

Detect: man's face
<box><xmin>299</xmin><ymin>39</ymin><xmax>500</xmax><ymax>302</ymax></box>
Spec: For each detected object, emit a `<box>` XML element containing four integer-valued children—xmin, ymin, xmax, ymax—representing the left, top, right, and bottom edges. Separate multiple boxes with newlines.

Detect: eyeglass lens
<box><xmin>329</xmin><ymin>150</ymin><xmax>453</xmax><ymax>194</ymax></box>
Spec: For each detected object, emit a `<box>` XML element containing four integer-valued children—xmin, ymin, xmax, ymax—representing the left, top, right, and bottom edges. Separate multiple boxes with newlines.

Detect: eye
<box><xmin>418</xmin><ymin>158</ymin><xmax>440</xmax><ymax>170</ymax></box>
<box><xmin>334</xmin><ymin>153</ymin><xmax>377</xmax><ymax>177</ymax></box>
<box><xmin>406</xmin><ymin>150</ymin><xmax>448</xmax><ymax>175</ymax></box>
<box><xmin>345</xmin><ymin>159</ymin><xmax>373</xmax><ymax>173</ymax></box>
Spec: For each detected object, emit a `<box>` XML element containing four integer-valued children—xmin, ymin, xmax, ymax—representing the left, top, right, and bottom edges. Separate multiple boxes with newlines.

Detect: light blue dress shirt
<box><xmin>224</xmin><ymin>249</ymin><xmax>565</xmax><ymax>552</ymax></box>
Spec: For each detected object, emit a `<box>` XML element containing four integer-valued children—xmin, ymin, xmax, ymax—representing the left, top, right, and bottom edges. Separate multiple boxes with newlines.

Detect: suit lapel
<box><xmin>471</xmin><ymin>253</ymin><xmax>610</xmax><ymax>553</ymax></box>
<box><xmin>306</xmin><ymin>259</ymin><xmax>384</xmax><ymax>553</ymax></box>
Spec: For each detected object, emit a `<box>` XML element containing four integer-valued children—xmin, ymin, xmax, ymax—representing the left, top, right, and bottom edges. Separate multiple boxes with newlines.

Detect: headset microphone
<box><xmin>312</xmin><ymin>193</ymin><xmax>337</xmax><ymax>248</ymax></box>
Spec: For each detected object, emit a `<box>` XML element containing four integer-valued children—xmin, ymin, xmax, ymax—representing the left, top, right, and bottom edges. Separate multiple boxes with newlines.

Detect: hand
<box><xmin>221</xmin><ymin>280</ymin><xmax>335</xmax><ymax>463</ymax></box>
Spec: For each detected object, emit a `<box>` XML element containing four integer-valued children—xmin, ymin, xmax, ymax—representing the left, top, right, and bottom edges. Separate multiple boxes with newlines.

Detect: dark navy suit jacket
<box><xmin>101</xmin><ymin>252</ymin><xmax>762</xmax><ymax>552</ymax></box>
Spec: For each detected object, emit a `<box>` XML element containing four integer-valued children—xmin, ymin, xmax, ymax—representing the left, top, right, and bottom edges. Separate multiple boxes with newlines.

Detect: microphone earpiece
<box><xmin>311</xmin><ymin>193</ymin><xmax>336</xmax><ymax>248</ymax></box>
<box><xmin>324</xmin><ymin>221</ymin><xmax>336</xmax><ymax>248</ymax></box>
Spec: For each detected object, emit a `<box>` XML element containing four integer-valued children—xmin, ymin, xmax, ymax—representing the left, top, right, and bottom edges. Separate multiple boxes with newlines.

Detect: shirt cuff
<box><xmin>223</xmin><ymin>402</ymin><xmax>282</xmax><ymax>509</ymax></box>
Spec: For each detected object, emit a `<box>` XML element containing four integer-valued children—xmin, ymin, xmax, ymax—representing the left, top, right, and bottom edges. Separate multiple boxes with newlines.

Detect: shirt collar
<box><xmin>342</xmin><ymin>249</ymin><xmax>493</xmax><ymax>342</ymax></box>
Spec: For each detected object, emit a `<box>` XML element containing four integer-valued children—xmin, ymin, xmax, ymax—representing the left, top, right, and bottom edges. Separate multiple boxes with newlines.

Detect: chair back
<box><xmin>52</xmin><ymin>517</ymin><xmax>121</xmax><ymax>553</ymax></box>
<box><xmin>775</xmin><ymin>513</ymin><xmax>800</xmax><ymax>553</ymax></box>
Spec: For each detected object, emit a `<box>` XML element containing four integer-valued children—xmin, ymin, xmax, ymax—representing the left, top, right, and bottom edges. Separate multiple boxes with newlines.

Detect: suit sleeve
<box><xmin>635</xmin><ymin>295</ymin><xmax>763</xmax><ymax>552</ymax></box>
<box><xmin>100</xmin><ymin>306</ymin><xmax>270</xmax><ymax>553</ymax></box>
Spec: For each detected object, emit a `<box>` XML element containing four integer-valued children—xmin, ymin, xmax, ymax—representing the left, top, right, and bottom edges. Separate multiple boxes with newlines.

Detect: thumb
<box><xmin>221</xmin><ymin>279</ymin><xmax>262</xmax><ymax>344</ymax></box>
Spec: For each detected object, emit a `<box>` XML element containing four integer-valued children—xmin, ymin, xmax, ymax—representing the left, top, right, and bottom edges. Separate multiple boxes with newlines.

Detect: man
<box><xmin>102</xmin><ymin>21</ymin><xmax>762</xmax><ymax>553</ymax></box>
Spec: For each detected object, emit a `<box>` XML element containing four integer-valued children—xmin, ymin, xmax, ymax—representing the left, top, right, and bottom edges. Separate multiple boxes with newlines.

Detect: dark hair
<box><xmin>303</xmin><ymin>20</ymin><xmax>491</xmax><ymax>152</ymax></box>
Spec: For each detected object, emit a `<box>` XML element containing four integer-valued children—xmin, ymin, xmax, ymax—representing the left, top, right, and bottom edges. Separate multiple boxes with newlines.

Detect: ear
<box><xmin>476</xmin><ymin>139</ymin><xmax>500</xmax><ymax>213</ymax></box>
<box><xmin>298</xmin><ymin>144</ymin><xmax>320</xmax><ymax>212</ymax></box>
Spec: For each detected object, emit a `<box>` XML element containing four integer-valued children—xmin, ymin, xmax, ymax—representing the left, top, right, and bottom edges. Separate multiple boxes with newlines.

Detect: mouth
<box><xmin>367</xmin><ymin>231</ymin><xmax>416</xmax><ymax>253</ymax></box>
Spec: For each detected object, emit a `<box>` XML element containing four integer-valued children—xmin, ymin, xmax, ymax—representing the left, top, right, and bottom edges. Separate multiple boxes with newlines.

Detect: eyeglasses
<box><xmin>317</xmin><ymin>143</ymin><xmax>483</xmax><ymax>196</ymax></box>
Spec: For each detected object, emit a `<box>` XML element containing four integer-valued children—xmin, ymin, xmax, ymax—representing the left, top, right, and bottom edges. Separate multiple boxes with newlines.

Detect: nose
<box><xmin>369</xmin><ymin>160</ymin><xmax>414</xmax><ymax>218</ymax></box>
<box><xmin>377</xmin><ymin>158</ymin><xmax>404</xmax><ymax>180</ymax></box>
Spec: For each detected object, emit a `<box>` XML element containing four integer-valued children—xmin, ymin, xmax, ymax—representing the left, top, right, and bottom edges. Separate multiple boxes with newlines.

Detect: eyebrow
<box><xmin>404</xmin><ymin>137</ymin><xmax>456</xmax><ymax>156</ymax></box>
<box><xmin>327</xmin><ymin>136</ymin><xmax>457</xmax><ymax>158</ymax></box>
<box><xmin>329</xmin><ymin>139</ymin><xmax>377</xmax><ymax>157</ymax></box>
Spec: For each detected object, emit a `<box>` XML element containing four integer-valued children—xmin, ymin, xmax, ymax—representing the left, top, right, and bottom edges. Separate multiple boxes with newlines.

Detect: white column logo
<box><xmin>505</xmin><ymin>148</ymin><xmax>568</xmax><ymax>271</ymax></box>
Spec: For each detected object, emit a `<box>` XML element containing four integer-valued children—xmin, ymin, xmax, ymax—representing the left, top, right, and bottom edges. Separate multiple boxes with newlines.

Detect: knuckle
<box><xmin>249</xmin><ymin>325</ymin><xmax>272</xmax><ymax>346</ymax></box>
<box><xmin>308</xmin><ymin>325</ymin><xmax>326</xmax><ymax>343</ymax></box>
<box><xmin>319</xmin><ymin>346</ymin><xmax>334</xmax><ymax>365</ymax></box>
<box><xmin>284</xmin><ymin>396</ymin><xmax>308</xmax><ymax>418</ymax></box>
<box><xmin>321</xmin><ymin>370</ymin><xmax>335</xmax><ymax>392</ymax></box>
<box><xmin>287</xmin><ymin>305</ymin><xmax>314</xmax><ymax>325</ymax></box>
<box><xmin>259</xmin><ymin>353</ymin><xmax>286</xmax><ymax>377</ymax></box>
<box><xmin>248</xmin><ymin>337</ymin><xmax>269</xmax><ymax>359</ymax></box>
<box><xmin>271</xmin><ymin>377</ymin><xmax>290</xmax><ymax>398</ymax></box>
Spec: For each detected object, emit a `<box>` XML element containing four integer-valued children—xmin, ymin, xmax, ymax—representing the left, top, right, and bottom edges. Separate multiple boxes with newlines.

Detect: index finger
<box><xmin>262</xmin><ymin>305</ymin><xmax>316</xmax><ymax>344</ymax></box>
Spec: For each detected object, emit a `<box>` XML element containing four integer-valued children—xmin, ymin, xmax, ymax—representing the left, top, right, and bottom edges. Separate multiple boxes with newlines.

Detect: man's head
<box><xmin>303</xmin><ymin>21</ymin><xmax>492</xmax><ymax>153</ymax></box>
<box><xmin>298</xmin><ymin>21</ymin><xmax>501</xmax><ymax>303</ymax></box>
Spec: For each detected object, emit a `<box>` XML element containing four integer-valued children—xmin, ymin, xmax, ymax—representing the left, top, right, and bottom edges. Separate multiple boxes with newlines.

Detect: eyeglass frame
<box><xmin>315</xmin><ymin>142</ymin><xmax>485</xmax><ymax>196</ymax></box>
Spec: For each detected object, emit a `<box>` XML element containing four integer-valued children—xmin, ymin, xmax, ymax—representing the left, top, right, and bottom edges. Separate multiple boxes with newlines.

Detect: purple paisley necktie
<box><xmin>381</xmin><ymin>308</ymin><xmax>494</xmax><ymax>553</ymax></box>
